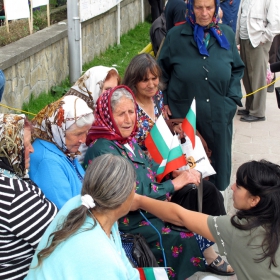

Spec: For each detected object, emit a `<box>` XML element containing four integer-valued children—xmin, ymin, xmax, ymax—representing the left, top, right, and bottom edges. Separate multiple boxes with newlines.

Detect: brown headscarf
<box><xmin>86</xmin><ymin>85</ymin><xmax>138</xmax><ymax>146</ymax></box>
<box><xmin>0</xmin><ymin>114</ymin><xmax>26</xmax><ymax>178</ymax></box>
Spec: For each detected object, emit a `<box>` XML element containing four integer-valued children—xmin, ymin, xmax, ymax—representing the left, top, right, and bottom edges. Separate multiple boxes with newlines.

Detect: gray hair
<box><xmin>82</xmin><ymin>154</ymin><xmax>136</xmax><ymax>211</ymax></box>
<box><xmin>111</xmin><ymin>87</ymin><xmax>135</xmax><ymax>112</ymax></box>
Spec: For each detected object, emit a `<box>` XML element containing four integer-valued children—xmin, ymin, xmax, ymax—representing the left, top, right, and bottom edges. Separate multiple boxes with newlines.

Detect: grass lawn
<box><xmin>22</xmin><ymin>20</ymin><xmax>151</xmax><ymax>118</ymax></box>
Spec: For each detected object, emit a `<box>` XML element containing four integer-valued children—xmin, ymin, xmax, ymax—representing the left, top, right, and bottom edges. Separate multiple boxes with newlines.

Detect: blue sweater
<box><xmin>25</xmin><ymin>196</ymin><xmax>139</xmax><ymax>280</ymax></box>
<box><xmin>30</xmin><ymin>139</ymin><xmax>85</xmax><ymax>209</ymax></box>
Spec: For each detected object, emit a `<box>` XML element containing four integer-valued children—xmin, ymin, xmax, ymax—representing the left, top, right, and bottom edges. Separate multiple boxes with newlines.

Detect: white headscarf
<box><xmin>71</xmin><ymin>66</ymin><xmax>119</xmax><ymax>104</ymax></box>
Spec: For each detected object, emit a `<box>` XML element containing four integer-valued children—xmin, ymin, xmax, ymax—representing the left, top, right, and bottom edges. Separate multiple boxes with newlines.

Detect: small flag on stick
<box><xmin>182</xmin><ymin>98</ymin><xmax>196</xmax><ymax>149</ymax></box>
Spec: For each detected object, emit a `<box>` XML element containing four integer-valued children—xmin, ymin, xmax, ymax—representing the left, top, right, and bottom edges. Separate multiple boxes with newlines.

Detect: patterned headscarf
<box><xmin>0</xmin><ymin>114</ymin><xmax>26</xmax><ymax>177</ymax></box>
<box><xmin>186</xmin><ymin>0</ymin><xmax>230</xmax><ymax>56</ymax></box>
<box><xmin>86</xmin><ymin>85</ymin><xmax>138</xmax><ymax>146</ymax></box>
<box><xmin>68</xmin><ymin>66</ymin><xmax>119</xmax><ymax>110</ymax></box>
<box><xmin>32</xmin><ymin>95</ymin><xmax>94</xmax><ymax>157</ymax></box>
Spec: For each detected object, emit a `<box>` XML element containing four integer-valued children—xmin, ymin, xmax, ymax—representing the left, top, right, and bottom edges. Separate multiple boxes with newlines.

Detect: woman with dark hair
<box><xmin>132</xmin><ymin>159</ymin><xmax>280</xmax><ymax>279</ymax></box>
<box><xmin>122</xmin><ymin>53</ymin><xmax>165</xmax><ymax>151</ymax></box>
<box><xmin>26</xmin><ymin>154</ymin><xmax>139</xmax><ymax>279</ymax></box>
<box><xmin>84</xmin><ymin>86</ymin><xmax>234</xmax><ymax>279</ymax></box>
<box><xmin>0</xmin><ymin>114</ymin><xmax>57</xmax><ymax>280</ymax></box>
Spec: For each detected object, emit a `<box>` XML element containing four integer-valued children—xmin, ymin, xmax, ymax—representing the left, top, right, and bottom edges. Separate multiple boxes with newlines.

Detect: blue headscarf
<box><xmin>186</xmin><ymin>0</ymin><xmax>230</xmax><ymax>56</ymax></box>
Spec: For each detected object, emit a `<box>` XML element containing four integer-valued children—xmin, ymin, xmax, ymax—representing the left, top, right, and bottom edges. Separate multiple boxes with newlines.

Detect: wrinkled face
<box><xmin>231</xmin><ymin>183</ymin><xmax>254</xmax><ymax>210</ymax></box>
<box><xmin>112</xmin><ymin>97</ymin><xmax>136</xmax><ymax>138</ymax></box>
<box><xmin>65</xmin><ymin>124</ymin><xmax>92</xmax><ymax>153</ymax></box>
<box><xmin>135</xmin><ymin>70</ymin><xmax>159</xmax><ymax>98</ymax></box>
<box><xmin>101</xmin><ymin>76</ymin><xmax>119</xmax><ymax>94</ymax></box>
<box><xmin>24</xmin><ymin>128</ymin><xmax>34</xmax><ymax>169</ymax></box>
<box><xmin>194</xmin><ymin>0</ymin><xmax>215</xmax><ymax>26</ymax></box>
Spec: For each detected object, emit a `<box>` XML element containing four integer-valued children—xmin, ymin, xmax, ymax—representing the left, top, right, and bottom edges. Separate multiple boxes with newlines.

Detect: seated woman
<box><xmin>25</xmin><ymin>154</ymin><xmax>140</xmax><ymax>280</ymax></box>
<box><xmin>0</xmin><ymin>114</ymin><xmax>57</xmax><ymax>280</ymax></box>
<box><xmin>84</xmin><ymin>86</ymin><xmax>233</xmax><ymax>279</ymax></box>
<box><xmin>65</xmin><ymin>65</ymin><xmax>121</xmax><ymax>163</ymax></box>
<box><xmin>29</xmin><ymin>95</ymin><xmax>94</xmax><ymax>209</ymax></box>
<box><xmin>123</xmin><ymin>53</ymin><xmax>226</xmax><ymax>219</ymax></box>
<box><xmin>132</xmin><ymin>159</ymin><xmax>280</xmax><ymax>279</ymax></box>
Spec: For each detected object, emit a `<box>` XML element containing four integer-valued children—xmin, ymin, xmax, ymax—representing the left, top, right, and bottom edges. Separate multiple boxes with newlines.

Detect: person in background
<box><xmin>84</xmin><ymin>86</ymin><xmax>234</xmax><ymax>279</ymax></box>
<box><xmin>25</xmin><ymin>154</ymin><xmax>140</xmax><ymax>280</ymax></box>
<box><xmin>220</xmin><ymin>0</ymin><xmax>241</xmax><ymax>33</ymax></box>
<box><xmin>0</xmin><ymin>69</ymin><xmax>5</xmax><ymax>101</ymax></box>
<box><xmin>236</xmin><ymin>0</ymin><xmax>280</xmax><ymax>122</ymax></box>
<box><xmin>164</xmin><ymin>0</ymin><xmax>187</xmax><ymax>32</ymax></box>
<box><xmin>29</xmin><ymin>95</ymin><xmax>94</xmax><ymax>209</ymax></box>
<box><xmin>131</xmin><ymin>159</ymin><xmax>280</xmax><ymax>279</ymax></box>
<box><xmin>65</xmin><ymin>66</ymin><xmax>121</xmax><ymax>163</ymax></box>
<box><xmin>267</xmin><ymin>34</ymin><xmax>280</xmax><ymax>92</ymax></box>
<box><xmin>157</xmin><ymin>0</ymin><xmax>244</xmax><ymax>191</ymax></box>
<box><xmin>148</xmin><ymin>0</ymin><xmax>163</xmax><ymax>23</ymax></box>
<box><xmin>0</xmin><ymin>114</ymin><xmax>57</xmax><ymax>280</ymax></box>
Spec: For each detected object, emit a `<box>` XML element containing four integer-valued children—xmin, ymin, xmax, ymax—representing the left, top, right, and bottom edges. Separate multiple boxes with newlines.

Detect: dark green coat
<box><xmin>157</xmin><ymin>23</ymin><xmax>244</xmax><ymax>191</ymax></box>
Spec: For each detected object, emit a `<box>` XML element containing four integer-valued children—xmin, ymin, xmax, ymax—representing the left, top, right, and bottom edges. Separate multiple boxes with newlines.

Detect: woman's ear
<box><xmin>250</xmin><ymin>195</ymin><xmax>260</xmax><ymax>208</ymax></box>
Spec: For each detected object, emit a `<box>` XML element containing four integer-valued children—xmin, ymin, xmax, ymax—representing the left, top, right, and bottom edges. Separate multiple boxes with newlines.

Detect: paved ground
<box><xmin>188</xmin><ymin>77</ymin><xmax>280</xmax><ymax>280</ymax></box>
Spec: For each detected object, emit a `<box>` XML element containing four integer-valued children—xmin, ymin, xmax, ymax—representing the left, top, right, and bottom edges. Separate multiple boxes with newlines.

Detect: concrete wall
<box><xmin>0</xmin><ymin>0</ymin><xmax>150</xmax><ymax>112</ymax></box>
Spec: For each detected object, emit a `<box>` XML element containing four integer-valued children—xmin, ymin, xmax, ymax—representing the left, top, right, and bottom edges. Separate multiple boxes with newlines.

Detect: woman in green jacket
<box><xmin>157</xmin><ymin>0</ymin><xmax>244</xmax><ymax>191</ymax></box>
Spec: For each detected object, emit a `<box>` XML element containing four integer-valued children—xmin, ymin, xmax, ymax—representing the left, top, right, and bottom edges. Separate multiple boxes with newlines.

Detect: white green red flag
<box><xmin>137</xmin><ymin>267</ymin><xmax>169</xmax><ymax>280</ymax></box>
<box><xmin>182</xmin><ymin>98</ymin><xmax>196</xmax><ymax>149</ymax></box>
<box><xmin>145</xmin><ymin>115</ymin><xmax>187</xmax><ymax>182</ymax></box>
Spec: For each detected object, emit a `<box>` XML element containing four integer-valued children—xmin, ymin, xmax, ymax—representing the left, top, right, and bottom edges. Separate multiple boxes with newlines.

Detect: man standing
<box><xmin>236</xmin><ymin>0</ymin><xmax>280</xmax><ymax>122</ymax></box>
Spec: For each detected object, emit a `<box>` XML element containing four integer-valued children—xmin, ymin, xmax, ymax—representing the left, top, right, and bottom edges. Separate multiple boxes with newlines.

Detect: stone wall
<box><xmin>0</xmin><ymin>0</ymin><xmax>150</xmax><ymax>112</ymax></box>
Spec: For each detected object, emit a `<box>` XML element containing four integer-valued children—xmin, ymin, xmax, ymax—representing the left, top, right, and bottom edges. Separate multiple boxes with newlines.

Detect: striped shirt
<box><xmin>0</xmin><ymin>172</ymin><xmax>58</xmax><ymax>280</ymax></box>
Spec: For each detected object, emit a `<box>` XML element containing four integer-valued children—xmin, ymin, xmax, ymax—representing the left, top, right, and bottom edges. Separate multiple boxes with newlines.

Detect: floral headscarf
<box><xmin>32</xmin><ymin>95</ymin><xmax>94</xmax><ymax>157</ymax></box>
<box><xmin>186</xmin><ymin>0</ymin><xmax>230</xmax><ymax>56</ymax></box>
<box><xmin>86</xmin><ymin>85</ymin><xmax>138</xmax><ymax>146</ymax></box>
<box><xmin>68</xmin><ymin>66</ymin><xmax>119</xmax><ymax>110</ymax></box>
<box><xmin>0</xmin><ymin>114</ymin><xmax>26</xmax><ymax>177</ymax></box>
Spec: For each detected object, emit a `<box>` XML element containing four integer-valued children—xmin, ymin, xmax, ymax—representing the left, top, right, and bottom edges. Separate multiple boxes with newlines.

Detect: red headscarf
<box><xmin>86</xmin><ymin>85</ymin><xmax>138</xmax><ymax>146</ymax></box>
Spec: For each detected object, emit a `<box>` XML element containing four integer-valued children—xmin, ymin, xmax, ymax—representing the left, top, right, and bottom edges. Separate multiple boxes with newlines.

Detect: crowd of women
<box><xmin>1</xmin><ymin>0</ymin><xmax>280</xmax><ymax>279</ymax></box>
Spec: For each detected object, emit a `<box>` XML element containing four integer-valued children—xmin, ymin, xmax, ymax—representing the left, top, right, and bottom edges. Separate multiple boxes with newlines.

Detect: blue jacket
<box><xmin>30</xmin><ymin>139</ymin><xmax>85</xmax><ymax>209</ymax></box>
<box><xmin>25</xmin><ymin>195</ymin><xmax>139</xmax><ymax>280</ymax></box>
<box><xmin>220</xmin><ymin>0</ymin><xmax>241</xmax><ymax>33</ymax></box>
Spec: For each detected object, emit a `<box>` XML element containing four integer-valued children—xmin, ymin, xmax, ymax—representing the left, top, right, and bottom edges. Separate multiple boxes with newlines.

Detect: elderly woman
<box><xmin>65</xmin><ymin>66</ymin><xmax>121</xmax><ymax>163</ymax></box>
<box><xmin>157</xmin><ymin>0</ymin><xmax>244</xmax><ymax>191</ymax></box>
<box><xmin>29</xmin><ymin>95</ymin><xmax>94</xmax><ymax>209</ymax></box>
<box><xmin>132</xmin><ymin>159</ymin><xmax>280</xmax><ymax>279</ymax></box>
<box><xmin>0</xmin><ymin>114</ymin><xmax>57</xmax><ymax>280</ymax></box>
<box><xmin>84</xmin><ymin>86</ymin><xmax>234</xmax><ymax>279</ymax></box>
<box><xmin>25</xmin><ymin>154</ymin><xmax>140</xmax><ymax>280</ymax></box>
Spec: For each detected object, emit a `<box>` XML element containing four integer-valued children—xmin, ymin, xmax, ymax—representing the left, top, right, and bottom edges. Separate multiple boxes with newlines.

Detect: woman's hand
<box><xmin>130</xmin><ymin>193</ymin><xmax>141</xmax><ymax>211</ymax></box>
<box><xmin>164</xmin><ymin>105</ymin><xmax>172</xmax><ymax>119</ymax></box>
<box><xmin>171</xmin><ymin>168</ymin><xmax>201</xmax><ymax>191</ymax></box>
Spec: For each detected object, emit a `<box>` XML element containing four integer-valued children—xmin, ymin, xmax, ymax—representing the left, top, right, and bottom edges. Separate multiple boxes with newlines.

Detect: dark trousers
<box><xmin>148</xmin><ymin>0</ymin><xmax>163</xmax><ymax>22</ymax></box>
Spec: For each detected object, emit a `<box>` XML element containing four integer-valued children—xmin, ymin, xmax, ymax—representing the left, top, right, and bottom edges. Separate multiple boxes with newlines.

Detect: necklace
<box><xmin>89</xmin><ymin>210</ymin><xmax>115</xmax><ymax>243</ymax></box>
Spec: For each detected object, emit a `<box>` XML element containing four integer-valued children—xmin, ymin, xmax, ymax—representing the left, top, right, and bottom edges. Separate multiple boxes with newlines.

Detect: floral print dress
<box><xmin>136</xmin><ymin>91</ymin><xmax>165</xmax><ymax>151</ymax></box>
<box><xmin>84</xmin><ymin>138</ymin><xmax>205</xmax><ymax>279</ymax></box>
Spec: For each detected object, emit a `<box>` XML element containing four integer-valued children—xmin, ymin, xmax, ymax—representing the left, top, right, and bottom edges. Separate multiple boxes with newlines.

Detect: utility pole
<box><xmin>67</xmin><ymin>0</ymin><xmax>82</xmax><ymax>84</ymax></box>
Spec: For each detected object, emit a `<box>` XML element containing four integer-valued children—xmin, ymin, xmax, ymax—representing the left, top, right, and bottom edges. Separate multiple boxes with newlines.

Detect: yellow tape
<box><xmin>0</xmin><ymin>103</ymin><xmax>36</xmax><ymax>116</ymax></box>
<box><xmin>243</xmin><ymin>76</ymin><xmax>280</xmax><ymax>98</ymax></box>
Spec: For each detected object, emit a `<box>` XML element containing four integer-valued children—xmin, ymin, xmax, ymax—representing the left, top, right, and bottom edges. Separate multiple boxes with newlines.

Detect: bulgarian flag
<box><xmin>137</xmin><ymin>267</ymin><xmax>169</xmax><ymax>280</ymax></box>
<box><xmin>156</xmin><ymin>135</ymin><xmax>186</xmax><ymax>182</ymax></box>
<box><xmin>145</xmin><ymin>115</ymin><xmax>187</xmax><ymax>182</ymax></box>
<box><xmin>144</xmin><ymin>115</ymin><xmax>174</xmax><ymax>164</ymax></box>
<box><xmin>182</xmin><ymin>98</ymin><xmax>196</xmax><ymax>149</ymax></box>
